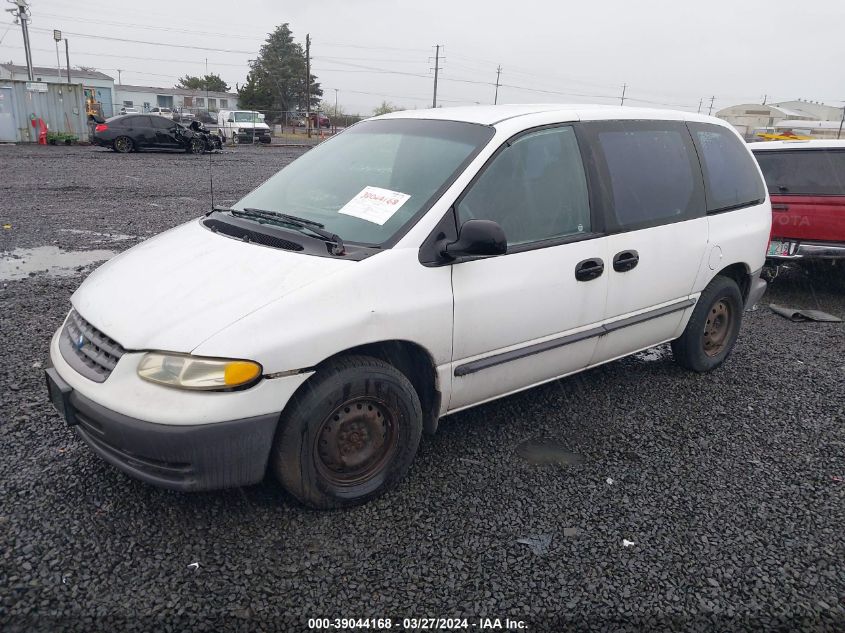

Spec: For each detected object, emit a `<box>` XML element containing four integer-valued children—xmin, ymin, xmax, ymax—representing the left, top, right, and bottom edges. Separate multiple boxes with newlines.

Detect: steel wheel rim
<box><xmin>314</xmin><ymin>397</ymin><xmax>399</xmax><ymax>487</ymax></box>
<box><xmin>703</xmin><ymin>298</ymin><xmax>732</xmax><ymax>357</ymax></box>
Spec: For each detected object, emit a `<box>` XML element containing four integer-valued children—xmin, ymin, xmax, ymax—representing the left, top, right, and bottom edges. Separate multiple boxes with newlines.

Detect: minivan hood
<box><xmin>72</xmin><ymin>219</ymin><xmax>351</xmax><ymax>352</ymax></box>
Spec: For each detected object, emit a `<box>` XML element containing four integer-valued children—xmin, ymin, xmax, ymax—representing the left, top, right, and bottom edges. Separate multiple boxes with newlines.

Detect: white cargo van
<box><xmin>217</xmin><ymin>110</ymin><xmax>271</xmax><ymax>144</ymax></box>
<box><xmin>46</xmin><ymin>105</ymin><xmax>771</xmax><ymax>508</ymax></box>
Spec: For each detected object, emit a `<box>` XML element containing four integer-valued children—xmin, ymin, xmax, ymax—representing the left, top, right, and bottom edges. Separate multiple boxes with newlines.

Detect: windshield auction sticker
<box><xmin>338</xmin><ymin>186</ymin><xmax>411</xmax><ymax>225</ymax></box>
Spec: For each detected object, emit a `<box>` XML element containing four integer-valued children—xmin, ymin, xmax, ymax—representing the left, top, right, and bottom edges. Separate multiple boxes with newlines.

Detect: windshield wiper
<box><xmin>227</xmin><ymin>207</ymin><xmax>345</xmax><ymax>255</ymax></box>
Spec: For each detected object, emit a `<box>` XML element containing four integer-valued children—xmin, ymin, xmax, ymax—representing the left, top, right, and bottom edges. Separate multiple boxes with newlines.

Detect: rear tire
<box><xmin>113</xmin><ymin>136</ymin><xmax>133</xmax><ymax>153</ymax></box>
<box><xmin>672</xmin><ymin>276</ymin><xmax>743</xmax><ymax>372</ymax></box>
<box><xmin>272</xmin><ymin>355</ymin><xmax>423</xmax><ymax>509</ymax></box>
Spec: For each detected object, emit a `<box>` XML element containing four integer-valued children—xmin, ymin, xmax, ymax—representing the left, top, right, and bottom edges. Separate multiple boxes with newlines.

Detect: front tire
<box><xmin>272</xmin><ymin>355</ymin><xmax>423</xmax><ymax>509</ymax></box>
<box><xmin>113</xmin><ymin>136</ymin><xmax>133</xmax><ymax>153</ymax></box>
<box><xmin>672</xmin><ymin>276</ymin><xmax>743</xmax><ymax>372</ymax></box>
<box><xmin>188</xmin><ymin>138</ymin><xmax>204</xmax><ymax>154</ymax></box>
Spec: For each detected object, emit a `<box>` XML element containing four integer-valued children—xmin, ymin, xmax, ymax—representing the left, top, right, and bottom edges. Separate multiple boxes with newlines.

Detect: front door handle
<box><xmin>772</xmin><ymin>204</ymin><xmax>790</xmax><ymax>212</ymax></box>
<box><xmin>575</xmin><ymin>257</ymin><xmax>604</xmax><ymax>281</ymax></box>
<box><xmin>612</xmin><ymin>249</ymin><xmax>639</xmax><ymax>272</ymax></box>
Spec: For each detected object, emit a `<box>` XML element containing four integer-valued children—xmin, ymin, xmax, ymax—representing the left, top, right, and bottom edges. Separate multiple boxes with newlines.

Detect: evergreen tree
<box><xmin>176</xmin><ymin>74</ymin><xmax>230</xmax><ymax>92</ymax></box>
<box><xmin>238</xmin><ymin>24</ymin><xmax>322</xmax><ymax>116</ymax></box>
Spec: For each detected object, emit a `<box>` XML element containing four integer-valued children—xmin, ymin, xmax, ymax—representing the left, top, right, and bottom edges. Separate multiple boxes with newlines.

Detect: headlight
<box><xmin>137</xmin><ymin>353</ymin><xmax>262</xmax><ymax>390</ymax></box>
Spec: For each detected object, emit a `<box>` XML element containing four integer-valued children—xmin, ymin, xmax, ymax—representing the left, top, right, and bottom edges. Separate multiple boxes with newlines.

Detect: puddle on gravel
<box><xmin>633</xmin><ymin>344</ymin><xmax>671</xmax><ymax>362</ymax></box>
<box><xmin>0</xmin><ymin>246</ymin><xmax>116</xmax><ymax>281</ymax></box>
<box><xmin>516</xmin><ymin>438</ymin><xmax>584</xmax><ymax>467</ymax></box>
<box><xmin>59</xmin><ymin>228</ymin><xmax>136</xmax><ymax>242</ymax></box>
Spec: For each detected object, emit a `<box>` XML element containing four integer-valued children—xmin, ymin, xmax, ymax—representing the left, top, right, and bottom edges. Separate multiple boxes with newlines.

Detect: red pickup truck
<box><xmin>751</xmin><ymin>140</ymin><xmax>845</xmax><ymax>263</ymax></box>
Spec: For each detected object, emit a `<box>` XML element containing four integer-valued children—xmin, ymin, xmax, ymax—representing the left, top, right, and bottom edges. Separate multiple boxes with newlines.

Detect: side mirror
<box><xmin>442</xmin><ymin>219</ymin><xmax>507</xmax><ymax>260</ymax></box>
<box><xmin>227</xmin><ymin>117</ymin><xmax>234</xmax><ymax>123</ymax></box>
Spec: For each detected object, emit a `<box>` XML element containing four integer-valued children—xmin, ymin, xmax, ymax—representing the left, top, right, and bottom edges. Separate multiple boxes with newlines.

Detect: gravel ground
<box><xmin>1</xmin><ymin>144</ymin><xmax>844</xmax><ymax>632</ymax></box>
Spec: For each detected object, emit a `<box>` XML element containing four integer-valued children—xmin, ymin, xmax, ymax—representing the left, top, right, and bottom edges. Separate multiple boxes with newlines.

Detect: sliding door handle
<box><xmin>612</xmin><ymin>249</ymin><xmax>639</xmax><ymax>272</ymax></box>
<box><xmin>575</xmin><ymin>257</ymin><xmax>604</xmax><ymax>281</ymax></box>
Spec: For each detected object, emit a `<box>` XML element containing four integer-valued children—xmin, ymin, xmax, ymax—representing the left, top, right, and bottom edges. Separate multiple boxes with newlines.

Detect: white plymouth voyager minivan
<box><xmin>46</xmin><ymin>105</ymin><xmax>771</xmax><ymax>508</ymax></box>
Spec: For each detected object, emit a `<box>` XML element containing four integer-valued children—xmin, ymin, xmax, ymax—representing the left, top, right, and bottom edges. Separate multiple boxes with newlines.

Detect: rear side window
<box><xmin>582</xmin><ymin>121</ymin><xmax>703</xmax><ymax>231</ymax></box>
<box><xmin>753</xmin><ymin>150</ymin><xmax>845</xmax><ymax>196</ymax></box>
<box><xmin>689</xmin><ymin>123</ymin><xmax>766</xmax><ymax>212</ymax></box>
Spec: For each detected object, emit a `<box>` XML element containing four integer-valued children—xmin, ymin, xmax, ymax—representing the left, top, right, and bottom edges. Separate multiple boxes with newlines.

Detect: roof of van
<box><xmin>750</xmin><ymin>139</ymin><xmax>845</xmax><ymax>151</ymax></box>
<box><xmin>373</xmin><ymin>104</ymin><xmax>724</xmax><ymax>126</ymax></box>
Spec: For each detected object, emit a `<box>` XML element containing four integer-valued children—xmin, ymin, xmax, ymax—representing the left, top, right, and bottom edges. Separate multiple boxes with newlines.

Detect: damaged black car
<box><xmin>93</xmin><ymin>114</ymin><xmax>222</xmax><ymax>154</ymax></box>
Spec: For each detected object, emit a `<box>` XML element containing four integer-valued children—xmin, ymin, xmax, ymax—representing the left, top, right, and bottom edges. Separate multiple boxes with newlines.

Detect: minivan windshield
<box><xmin>232</xmin><ymin>119</ymin><xmax>494</xmax><ymax>245</ymax></box>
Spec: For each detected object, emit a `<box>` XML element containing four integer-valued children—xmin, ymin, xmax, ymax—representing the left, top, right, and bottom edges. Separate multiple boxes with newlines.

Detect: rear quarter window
<box><xmin>753</xmin><ymin>149</ymin><xmax>845</xmax><ymax>196</ymax></box>
<box><xmin>689</xmin><ymin>122</ymin><xmax>766</xmax><ymax>212</ymax></box>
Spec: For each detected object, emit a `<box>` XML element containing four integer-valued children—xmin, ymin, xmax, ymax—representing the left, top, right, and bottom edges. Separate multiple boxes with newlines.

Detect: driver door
<box><xmin>150</xmin><ymin>116</ymin><xmax>182</xmax><ymax>149</ymax></box>
<box><xmin>449</xmin><ymin>125</ymin><xmax>609</xmax><ymax>411</ymax></box>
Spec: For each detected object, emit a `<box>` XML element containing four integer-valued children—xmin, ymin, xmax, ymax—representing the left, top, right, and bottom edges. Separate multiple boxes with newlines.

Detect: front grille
<box><xmin>203</xmin><ymin>218</ymin><xmax>304</xmax><ymax>251</ymax></box>
<box><xmin>59</xmin><ymin>309</ymin><xmax>126</xmax><ymax>383</ymax></box>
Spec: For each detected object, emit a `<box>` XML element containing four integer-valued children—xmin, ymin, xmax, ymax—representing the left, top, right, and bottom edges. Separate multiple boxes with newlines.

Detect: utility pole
<box><xmin>7</xmin><ymin>0</ymin><xmax>34</xmax><ymax>80</ymax></box>
<box><xmin>620</xmin><ymin>83</ymin><xmax>627</xmax><ymax>106</ymax></box>
<box><xmin>697</xmin><ymin>98</ymin><xmax>703</xmax><ymax>114</ymax></box>
<box><xmin>708</xmin><ymin>95</ymin><xmax>715</xmax><ymax>115</ymax></box>
<box><xmin>334</xmin><ymin>88</ymin><xmax>338</xmax><ymax>133</ymax></box>
<box><xmin>431</xmin><ymin>44</ymin><xmax>441</xmax><ymax>108</ymax></box>
<box><xmin>64</xmin><ymin>39</ymin><xmax>71</xmax><ymax>84</ymax></box>
<box><xmin>837</xmin><ymin>104</ymin><xmax>844</xmax><ymax>140</ymax></box>
<box><xmin>116</xmin><ymin>69</ymin><xmax>122</xmax><ymax>85</ymax></box>
<box><xmin>494</xmin><ymin>64</ymin><xmax>501</xmax><ymax>105</ymax></box>
<box><xmin>305</xmin><ymin>33</ymin><xmax>311</xmax><ymax>138</ymax></box>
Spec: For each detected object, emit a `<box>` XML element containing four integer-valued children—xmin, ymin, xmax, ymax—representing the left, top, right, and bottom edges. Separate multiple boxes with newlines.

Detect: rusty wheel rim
<box><xmin>703</xmin><ymin>298</ymin><xmax>732</xmax><ymax>357</ymax></box>
<box><xmin>314</xmin><ymin>397</ymin><xmax>398</xmax><ymax>487</ymax></box>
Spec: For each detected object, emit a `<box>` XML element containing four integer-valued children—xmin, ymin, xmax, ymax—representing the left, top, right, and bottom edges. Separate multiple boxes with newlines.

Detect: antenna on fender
<box><xmin>206</xmin><ymin>57</ymin><xmax>215</xmax><ymax>211</ymax></box>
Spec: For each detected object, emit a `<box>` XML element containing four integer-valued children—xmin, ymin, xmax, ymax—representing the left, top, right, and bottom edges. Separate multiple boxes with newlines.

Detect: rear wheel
<box><xmin>272</xmin><ymin>355</ymin><xmax>423</xmax><ymax>509</ymax></box>
<box><xmin>672</xmin><ymin>276</ymin><xmax>743</xmax><ymax>372</ymax></box>
<box><xmin>113</xmin><ymin>136</ymin><xmax>133</xmax><ymax>153</ymax></box>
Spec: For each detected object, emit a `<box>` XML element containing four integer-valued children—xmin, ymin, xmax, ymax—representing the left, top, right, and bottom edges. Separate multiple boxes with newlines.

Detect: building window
<box><xmin>219</xmin><ymin>99</ymin><xmax>228</xmax><ymax>109</ymax></box>
<box><xmin>143</xmin><ymin>102</ymin><xmax>150</xmax><ymax>111</ymax></box>
<box><xmin>123</xmin><ymin>100</ymin><xmax>133</xmax><ymax>107</ymax></box>
<box><xmin>208</xmin><ymin>98</ymin><xmax>217</xmax><ymax>110</ymax></box>
<box><xmin>195</xmin><ymin>97</ymin><xmax>205</xmax><ymax>108</ymax></box>
<box><xmin>156</xmin><ymin>95</ymin><xmax>174</xmax><ymax>108</ymax></box>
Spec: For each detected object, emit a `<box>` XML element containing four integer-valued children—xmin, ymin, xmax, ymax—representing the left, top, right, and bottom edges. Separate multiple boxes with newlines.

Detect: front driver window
<box><xmin>456</xmin><ymin>126</ymin><xmax>591</xmax><ymax>246</ymax></box>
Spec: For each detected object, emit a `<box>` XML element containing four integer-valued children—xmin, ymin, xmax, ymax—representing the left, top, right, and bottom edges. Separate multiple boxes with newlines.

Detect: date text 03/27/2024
<box><xmin>307</xmin><ymin>617</ymin><xmax>528</xmax><ymax>630</ymax></box>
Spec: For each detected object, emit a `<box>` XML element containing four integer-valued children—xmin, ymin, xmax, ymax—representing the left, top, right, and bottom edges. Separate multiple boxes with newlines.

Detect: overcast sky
<box><xmin>1</xmin><ymin>0</ymin><xmax>843</xmax><ymax>115</ymax></box>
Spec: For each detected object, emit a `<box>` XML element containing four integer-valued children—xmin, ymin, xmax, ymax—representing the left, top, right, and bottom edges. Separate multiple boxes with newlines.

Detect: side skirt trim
<box><xmin>454</xmin><ymin>298</ymin><xmax>696</xmax><ymax>377</ymax></box>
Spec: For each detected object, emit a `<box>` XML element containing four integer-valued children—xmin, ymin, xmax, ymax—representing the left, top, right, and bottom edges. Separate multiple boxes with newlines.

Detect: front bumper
<box><xmin>767</xmin><ymin>239</ymin><xmax>845</xmax><ymax>261</ymax></box>
<box><xmin>45</xmin><ymin>367</ymin><xmax>278</xmax><ymax>491</ymax></box>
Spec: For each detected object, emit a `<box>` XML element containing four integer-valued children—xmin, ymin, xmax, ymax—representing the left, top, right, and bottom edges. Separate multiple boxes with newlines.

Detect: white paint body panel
<box><xmin>49</xmin><ymin>104</ymin><xmax>771</xmax><ymax>428</ymax></box>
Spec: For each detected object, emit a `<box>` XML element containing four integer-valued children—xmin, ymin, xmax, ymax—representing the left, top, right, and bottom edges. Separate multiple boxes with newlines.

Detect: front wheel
<box><xmin>272</xmin><ymin>355</ymin><xmax>423</xmax><ymax>509</ymax></box>
<box><xmin>188</xmin><ymin>137</ymin><xmax>204</xmax><ymax>154</ymax></box>
<box><xmin>672</xmin><ymin>276</ymin><xmax>743</xmax><ymax>372</ymax></box>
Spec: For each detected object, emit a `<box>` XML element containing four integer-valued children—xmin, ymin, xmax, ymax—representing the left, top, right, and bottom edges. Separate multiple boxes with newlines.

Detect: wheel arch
<box><xmin>714</xmin><ymin>262</ymin><xmax>751</xmax><ymax>303</ymax></box>
<box><xmin>294</xmin><ymin>339</ymin><xmax>442</xmax><ymax>435</ymax></box>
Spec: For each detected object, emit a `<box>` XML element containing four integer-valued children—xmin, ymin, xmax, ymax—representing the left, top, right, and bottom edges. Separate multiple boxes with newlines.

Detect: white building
<box><xmin>0</xmin><ymin>63</ymin><xmax>116</xmax><ymax>117</ymax></box>
<box><xmin>714</xmin><ymin>104</ymin><xmax>813</xmax><ymax>139</ymax></box>
<box><xmin>114</xmin><ymin>84</ymin><xmax>238</xmax><ymax>115</ymax></box>
<box><xmin>770</xmin><ymin>99</ymin><xmax>844</xmax><ymax>122</ymax></box>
